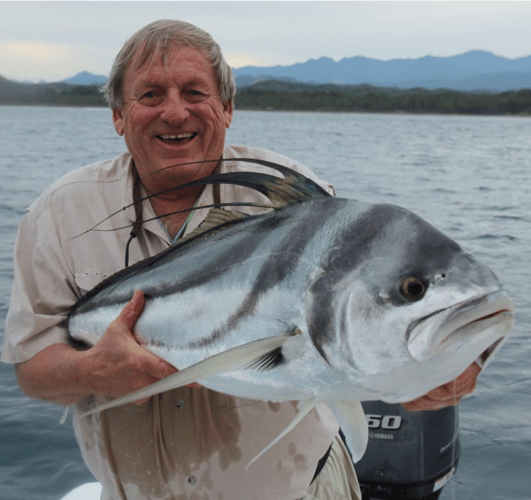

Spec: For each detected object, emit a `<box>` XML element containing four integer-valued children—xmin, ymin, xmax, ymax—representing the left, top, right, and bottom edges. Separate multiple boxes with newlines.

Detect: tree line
<box><xmin>1</xmin><ymin>79</ymin><xmax>531</xmax><ymax>115</ymax></box>
<box><xmin>234</xmin><ymin>85</ymin><xmax>531</xmax><ymax>115</ymax></box>
<box><xmin>0</xmin><ymin>84</ymin><xmax>108</xmax><ymax>107</ymax></box>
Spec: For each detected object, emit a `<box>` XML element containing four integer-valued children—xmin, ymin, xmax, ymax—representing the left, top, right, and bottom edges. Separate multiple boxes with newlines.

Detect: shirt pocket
<box><xmin>74</xmin><ymin>269</ymin><xmax>111</xmax><ymax>294</ymax></box>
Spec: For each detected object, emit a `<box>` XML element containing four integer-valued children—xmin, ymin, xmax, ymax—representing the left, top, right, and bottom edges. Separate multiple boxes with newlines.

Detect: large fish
<box><xmin>67</xmin><ymin>158</ymin><xmax>514</xmax><ymax>463</ymax></box>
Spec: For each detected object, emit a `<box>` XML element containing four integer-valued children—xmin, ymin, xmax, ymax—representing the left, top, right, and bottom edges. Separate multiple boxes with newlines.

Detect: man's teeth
<box><xmin>159</xmin><ymin>133</ymin><xmax>195</xmax><ymax>140</ymax></box>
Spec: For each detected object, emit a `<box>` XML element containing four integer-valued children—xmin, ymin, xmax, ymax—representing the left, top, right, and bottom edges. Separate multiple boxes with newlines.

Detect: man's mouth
<box><xmin>157</xmin><ymin>132</ymin><xmax>197</xmax><ymax>144</ymax></box>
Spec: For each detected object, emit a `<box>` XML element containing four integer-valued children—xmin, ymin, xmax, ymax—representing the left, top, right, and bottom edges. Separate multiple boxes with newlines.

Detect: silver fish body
<box><xmin>67</xmin><ymin>167</ymin><xmax>513</xmax><ymax>461</ymax></box>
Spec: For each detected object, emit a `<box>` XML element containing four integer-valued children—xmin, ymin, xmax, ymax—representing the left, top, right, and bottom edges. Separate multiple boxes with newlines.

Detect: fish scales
<box><xmin>67</xmin><ymin>159</ymin><xmax>514</xmax><ymax>462</ymax></box>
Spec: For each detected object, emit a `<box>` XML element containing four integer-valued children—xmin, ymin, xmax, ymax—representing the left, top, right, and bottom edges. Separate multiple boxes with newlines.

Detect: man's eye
<box><xmin>187</xmin><ymin>89</ymin><xmax>206</xmax><ymax>99</ymax></box>
<box><xmin>137</xmin><ymin>90</ymin><xmax>163</xmax><ymax>105</ymax></box>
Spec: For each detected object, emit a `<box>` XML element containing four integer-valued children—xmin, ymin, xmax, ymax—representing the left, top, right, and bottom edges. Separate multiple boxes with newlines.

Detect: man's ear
<box><xmin>223</xmin><ymin>100</ymin><xmax>234</xmax><ymax>129</ymax></box>
<box><xmin>112</xmin><ymin>108</ymin><xmax>125</xmax><ymax>136</ymax></box>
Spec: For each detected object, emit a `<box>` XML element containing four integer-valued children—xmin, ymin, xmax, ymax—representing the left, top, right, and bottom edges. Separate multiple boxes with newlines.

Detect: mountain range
<box><xmin>233</xmin><ymin>50</ymin><xmax>531</xmax><ymax>92</ymax></box>
<box><xmin>4</xmin><ymin>50</ymin><xmax>531</xmax><ymax>92</ymax></box>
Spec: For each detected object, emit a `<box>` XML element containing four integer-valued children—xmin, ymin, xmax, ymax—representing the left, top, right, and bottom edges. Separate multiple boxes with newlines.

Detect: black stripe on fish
<box><xmin>187</xmin><ymin>200</ymin><xmax>344</xmax><ymax>350</ymax></box>
<box><xmin>148</xmin><ymin>209</ymin><xmax>293</xmax><ymax>298</ymax></box>
<box><xmin>306</xmin><ymin>205</ymin><xmax>407</xmax><ymax>347</ymax></box>
<box><xmin>68</xmin><ymin>211</ymin><xmax>275</xmax><ymax>317</ymax></box>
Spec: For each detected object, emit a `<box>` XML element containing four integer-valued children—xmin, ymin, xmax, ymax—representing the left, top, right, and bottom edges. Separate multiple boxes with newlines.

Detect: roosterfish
<box><xmin>67</xmin><ymin>158</ymin><xmax>514</xmax><ymax>463</ymax></box>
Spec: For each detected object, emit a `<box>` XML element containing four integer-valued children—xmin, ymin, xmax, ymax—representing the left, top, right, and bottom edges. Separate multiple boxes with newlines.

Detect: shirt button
<box><xmin>188</xmin><ymin>476</ymin><xmax>197</xmax><ymax>485</ymax></box>
<box><xmin>176</xmin><ymin>399</ymin><xmax>185</xmax><ymax>410</ymax></box>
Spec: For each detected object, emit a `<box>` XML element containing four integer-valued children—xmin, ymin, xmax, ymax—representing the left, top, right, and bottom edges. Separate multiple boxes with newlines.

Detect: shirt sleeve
<box><xmin>2</xmin><ymin>202</ymin><xmax>78</xmax><ymax>364</ymax></box>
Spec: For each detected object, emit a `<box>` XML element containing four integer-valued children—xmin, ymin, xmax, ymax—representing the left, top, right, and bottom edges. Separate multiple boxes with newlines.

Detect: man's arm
<box><xmin>15</xmin><ymin>291</ymin><xmax>177</xmax><ymax>406</ymax></box>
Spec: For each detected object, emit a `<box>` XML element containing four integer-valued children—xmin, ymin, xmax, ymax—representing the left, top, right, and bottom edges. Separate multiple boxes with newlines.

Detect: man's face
<box><xmin>113</xmin><ymin>44</ymin><xmax>233</xmax><ymax>194</ymax></box>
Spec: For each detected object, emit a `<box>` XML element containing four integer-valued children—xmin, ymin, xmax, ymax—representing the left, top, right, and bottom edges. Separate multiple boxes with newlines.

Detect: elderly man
<box><xmin>2</xmin><ymin>19</ymin><xmax>480</xmax><ymax>500</ymax></box>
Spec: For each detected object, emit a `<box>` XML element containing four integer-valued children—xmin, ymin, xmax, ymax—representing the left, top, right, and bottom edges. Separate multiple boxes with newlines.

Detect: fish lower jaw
<box><xmin>409</xmin><ymin>309</ymin><xmax>511</xmax><ymax>363</ymax></box>
<box><xmin>407</xmin><ymin>291</ymin><xmax>514</xmax><ymax>362</ymax></box>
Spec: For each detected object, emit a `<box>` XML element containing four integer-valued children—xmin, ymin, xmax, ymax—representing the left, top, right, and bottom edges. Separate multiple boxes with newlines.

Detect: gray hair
<box><xmin>104</xmin><ymin>19</ymin><xmax>236</xmax><ymax>109</ymax></box>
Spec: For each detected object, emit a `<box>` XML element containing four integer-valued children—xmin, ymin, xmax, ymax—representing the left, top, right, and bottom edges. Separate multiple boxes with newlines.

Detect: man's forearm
<box><xmin>16</xmin><ymin>343</ymin><xmax>93</xmax><ymax>406</ymax></box>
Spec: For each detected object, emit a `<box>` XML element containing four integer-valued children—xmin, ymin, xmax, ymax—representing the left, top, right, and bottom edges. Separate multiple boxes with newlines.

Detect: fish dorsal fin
<box><xmin>148</xmin><ymin>157</ymin><xmax>331</xmax><ymax>209</ymax></box>
<box><xmin>73</xmin><ymin>158</ymin><xmax>330</xmax><ymax>239</ymax></box>
<box><xmin>180</xmin><ymin>208</ymin><xmax>250</xmax><ymax>243</ymax></box>
<box><xmin>213</xmin><ymin>157</ymin><xmax>332</xmax><ymax>208</ymax></box>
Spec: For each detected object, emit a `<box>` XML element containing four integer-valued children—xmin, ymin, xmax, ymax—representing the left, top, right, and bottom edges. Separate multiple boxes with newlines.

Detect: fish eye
<box><xmin>399</xmin><ymin>277</ymin><xmax>428</xmax><ymax>301</ymax></box>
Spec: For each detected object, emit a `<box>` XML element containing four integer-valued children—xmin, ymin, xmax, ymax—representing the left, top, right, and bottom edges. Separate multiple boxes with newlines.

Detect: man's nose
<box><xmin>160</xmin><ymin>90</ymin><xmax>190</xmax><ymax>124</ymax></box>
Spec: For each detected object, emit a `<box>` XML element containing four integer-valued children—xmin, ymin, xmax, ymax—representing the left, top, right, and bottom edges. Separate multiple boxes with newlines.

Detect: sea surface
<box><xmin>1</xmin><ymin>106</ymin><xmax>530</xmax><ymax>500</ymax></box>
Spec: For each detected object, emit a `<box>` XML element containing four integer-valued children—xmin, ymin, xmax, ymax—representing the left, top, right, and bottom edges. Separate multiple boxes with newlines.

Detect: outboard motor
<box><xmin>354</xmin><ymin>401</ymin><xmax>460</xmax><ymax>500</ymax></box>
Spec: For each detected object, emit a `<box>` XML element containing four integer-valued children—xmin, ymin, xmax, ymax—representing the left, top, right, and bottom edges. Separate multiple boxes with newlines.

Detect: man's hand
<box><xmin>401</xmin><ymin>362</ymin><xmax>481</xmax><ymax>411</ymax></box>
<box><xmin>83</xmin><ymin>290</ymin><xmax>177</xmax><ymax>403</ymax></box>
<box><xmin>16</xmin><ymin>290</ymin><xmax>180</xmax><ymax>406</ymax></box>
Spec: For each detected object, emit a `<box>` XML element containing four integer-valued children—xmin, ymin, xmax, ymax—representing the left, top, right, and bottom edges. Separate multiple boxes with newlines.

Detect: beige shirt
<box><xmin>3</xmin><ymin>146</ymin><xmax>340</xmax><ymax>500</ymax></box>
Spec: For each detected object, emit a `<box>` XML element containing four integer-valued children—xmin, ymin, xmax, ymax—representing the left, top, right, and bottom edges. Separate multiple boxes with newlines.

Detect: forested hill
<box><xmin>0</xmin><ymin>76</ymin><xmax>107</xmax><ymax>106</ymax></box>
<box><xmin>1</xmin><ymin>75</ymin><xmax>530</xmax><ymax>115</ymax></box>
<box><xmin>235</xmin><ymin>80</ymin><xmax>531</xmax><ymax>115</ymax></box>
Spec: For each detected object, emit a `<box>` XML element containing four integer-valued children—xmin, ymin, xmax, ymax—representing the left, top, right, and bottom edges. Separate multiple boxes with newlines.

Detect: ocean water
<box><xmin>1</xmin><ymin>106</ymin><xmax>530</xmax><ymax>500</ymax></box>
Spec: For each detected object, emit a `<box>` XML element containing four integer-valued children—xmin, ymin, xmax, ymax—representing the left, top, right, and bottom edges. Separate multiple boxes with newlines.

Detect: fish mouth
<box><xmin>407</xmin><ymin>291</ymin><xmax>514</xmax><ymax>364</ymax></box>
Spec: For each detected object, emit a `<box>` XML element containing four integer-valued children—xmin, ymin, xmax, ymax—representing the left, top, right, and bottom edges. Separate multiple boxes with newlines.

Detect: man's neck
<box><xmin>149</xmin><ymin>190</ymin><xmax>201</xmax><ymax>240</ymax></box>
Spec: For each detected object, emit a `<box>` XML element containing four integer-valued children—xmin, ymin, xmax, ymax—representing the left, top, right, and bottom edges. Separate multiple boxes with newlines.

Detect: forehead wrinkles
<box><xmin>128</xmin><ymin>42</ymin><xmax>217</xmax><ymax>89</ymax></box>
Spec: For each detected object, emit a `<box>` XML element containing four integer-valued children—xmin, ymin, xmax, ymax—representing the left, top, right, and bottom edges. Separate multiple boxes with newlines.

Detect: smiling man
<box><xmin>3</xmin><ymin>19</ymin><xmax>480</xmax><ymax>500</ymax></box>
<box><xmin>111</xmin><ymin>32</ymin><xmax>235</xmax><ymax>239</ymax></box>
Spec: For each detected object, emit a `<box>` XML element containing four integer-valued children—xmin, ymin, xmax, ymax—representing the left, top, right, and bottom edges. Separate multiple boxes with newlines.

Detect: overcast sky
<box><xmin>2</xmin><ymin>1</ymin><xmax>531</xmax><ymax>82</ymax></box>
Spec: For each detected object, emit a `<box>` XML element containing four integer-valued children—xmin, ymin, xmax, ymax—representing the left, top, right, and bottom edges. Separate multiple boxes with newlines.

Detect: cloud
<box><xmin>0</xmin><ymin>40</ymin><xmax>74</xmax><ymax>81</ymax></box>
<box><xmin>0</xmin><ymin>38</ymin><xmax>117</xmax><ymax>82</ymax></box>
<box><xmin>2</xmin><ymin>1</ymin><xmax>531</xmax><ymax>81</ymax></box>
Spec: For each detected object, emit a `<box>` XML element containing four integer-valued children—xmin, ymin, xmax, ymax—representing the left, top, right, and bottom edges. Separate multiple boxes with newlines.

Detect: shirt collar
<box><xmin>122</xmin><ymin>149</ymin><xmax>235</xmax><ymax>243</ymax></box>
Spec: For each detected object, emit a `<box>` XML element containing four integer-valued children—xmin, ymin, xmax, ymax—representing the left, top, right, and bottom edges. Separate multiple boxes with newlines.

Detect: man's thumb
<box><xmin>116</xmin><ymin>290</ymin><xmax>145</xmax><ymax>331</ymax></box>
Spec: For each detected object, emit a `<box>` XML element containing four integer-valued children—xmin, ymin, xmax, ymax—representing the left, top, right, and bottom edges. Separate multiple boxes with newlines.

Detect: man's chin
<box><xmin>152</xmin><ymin>159</ymin><xmax>219</xmax><ymax>186</ymax></box>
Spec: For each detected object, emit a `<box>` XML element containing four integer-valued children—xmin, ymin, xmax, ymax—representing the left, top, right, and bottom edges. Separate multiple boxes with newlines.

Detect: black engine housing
<box><xmin>353</xmin><ymin>401</ymin><xmax>460</xmax><ymax>500</ymax></box>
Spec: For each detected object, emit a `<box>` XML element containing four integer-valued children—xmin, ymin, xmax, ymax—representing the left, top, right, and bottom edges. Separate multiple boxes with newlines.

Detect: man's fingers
<box><xmin>137</xmin><ymin>350</ymin><xmax>178</xmax><ymax>379</ymax></box>
<box><xmin>402</xmin><ymin>362</ymin><xmax>482</xmax><ymax>412</ymax></box>
<box><xmin>453</xmin><ymin>362</ymin><xmax>481</xmax><ymax>394</ymax></box>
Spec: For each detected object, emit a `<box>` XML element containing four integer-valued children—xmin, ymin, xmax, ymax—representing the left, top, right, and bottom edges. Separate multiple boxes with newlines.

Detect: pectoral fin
<box><xmin>326</xmin><ymin>400</ymin><xmax>368</xmax><ymax>462</ymax></box>
<box><xmin>80</xmin><ymin>335</ymin><xmax>291</xmax><ymax>417</ymax></box>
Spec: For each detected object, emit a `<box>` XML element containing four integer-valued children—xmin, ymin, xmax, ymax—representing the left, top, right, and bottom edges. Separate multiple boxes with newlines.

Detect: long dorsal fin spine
<box><xmin>78</xmin><ymin>201</ymin><xmax>272</xmax><ymax>235</ymax></box>
<box><xmin>74</xmin><ymin>158</ymin><xmax>330</xmax><ymax>237</ymax></box>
